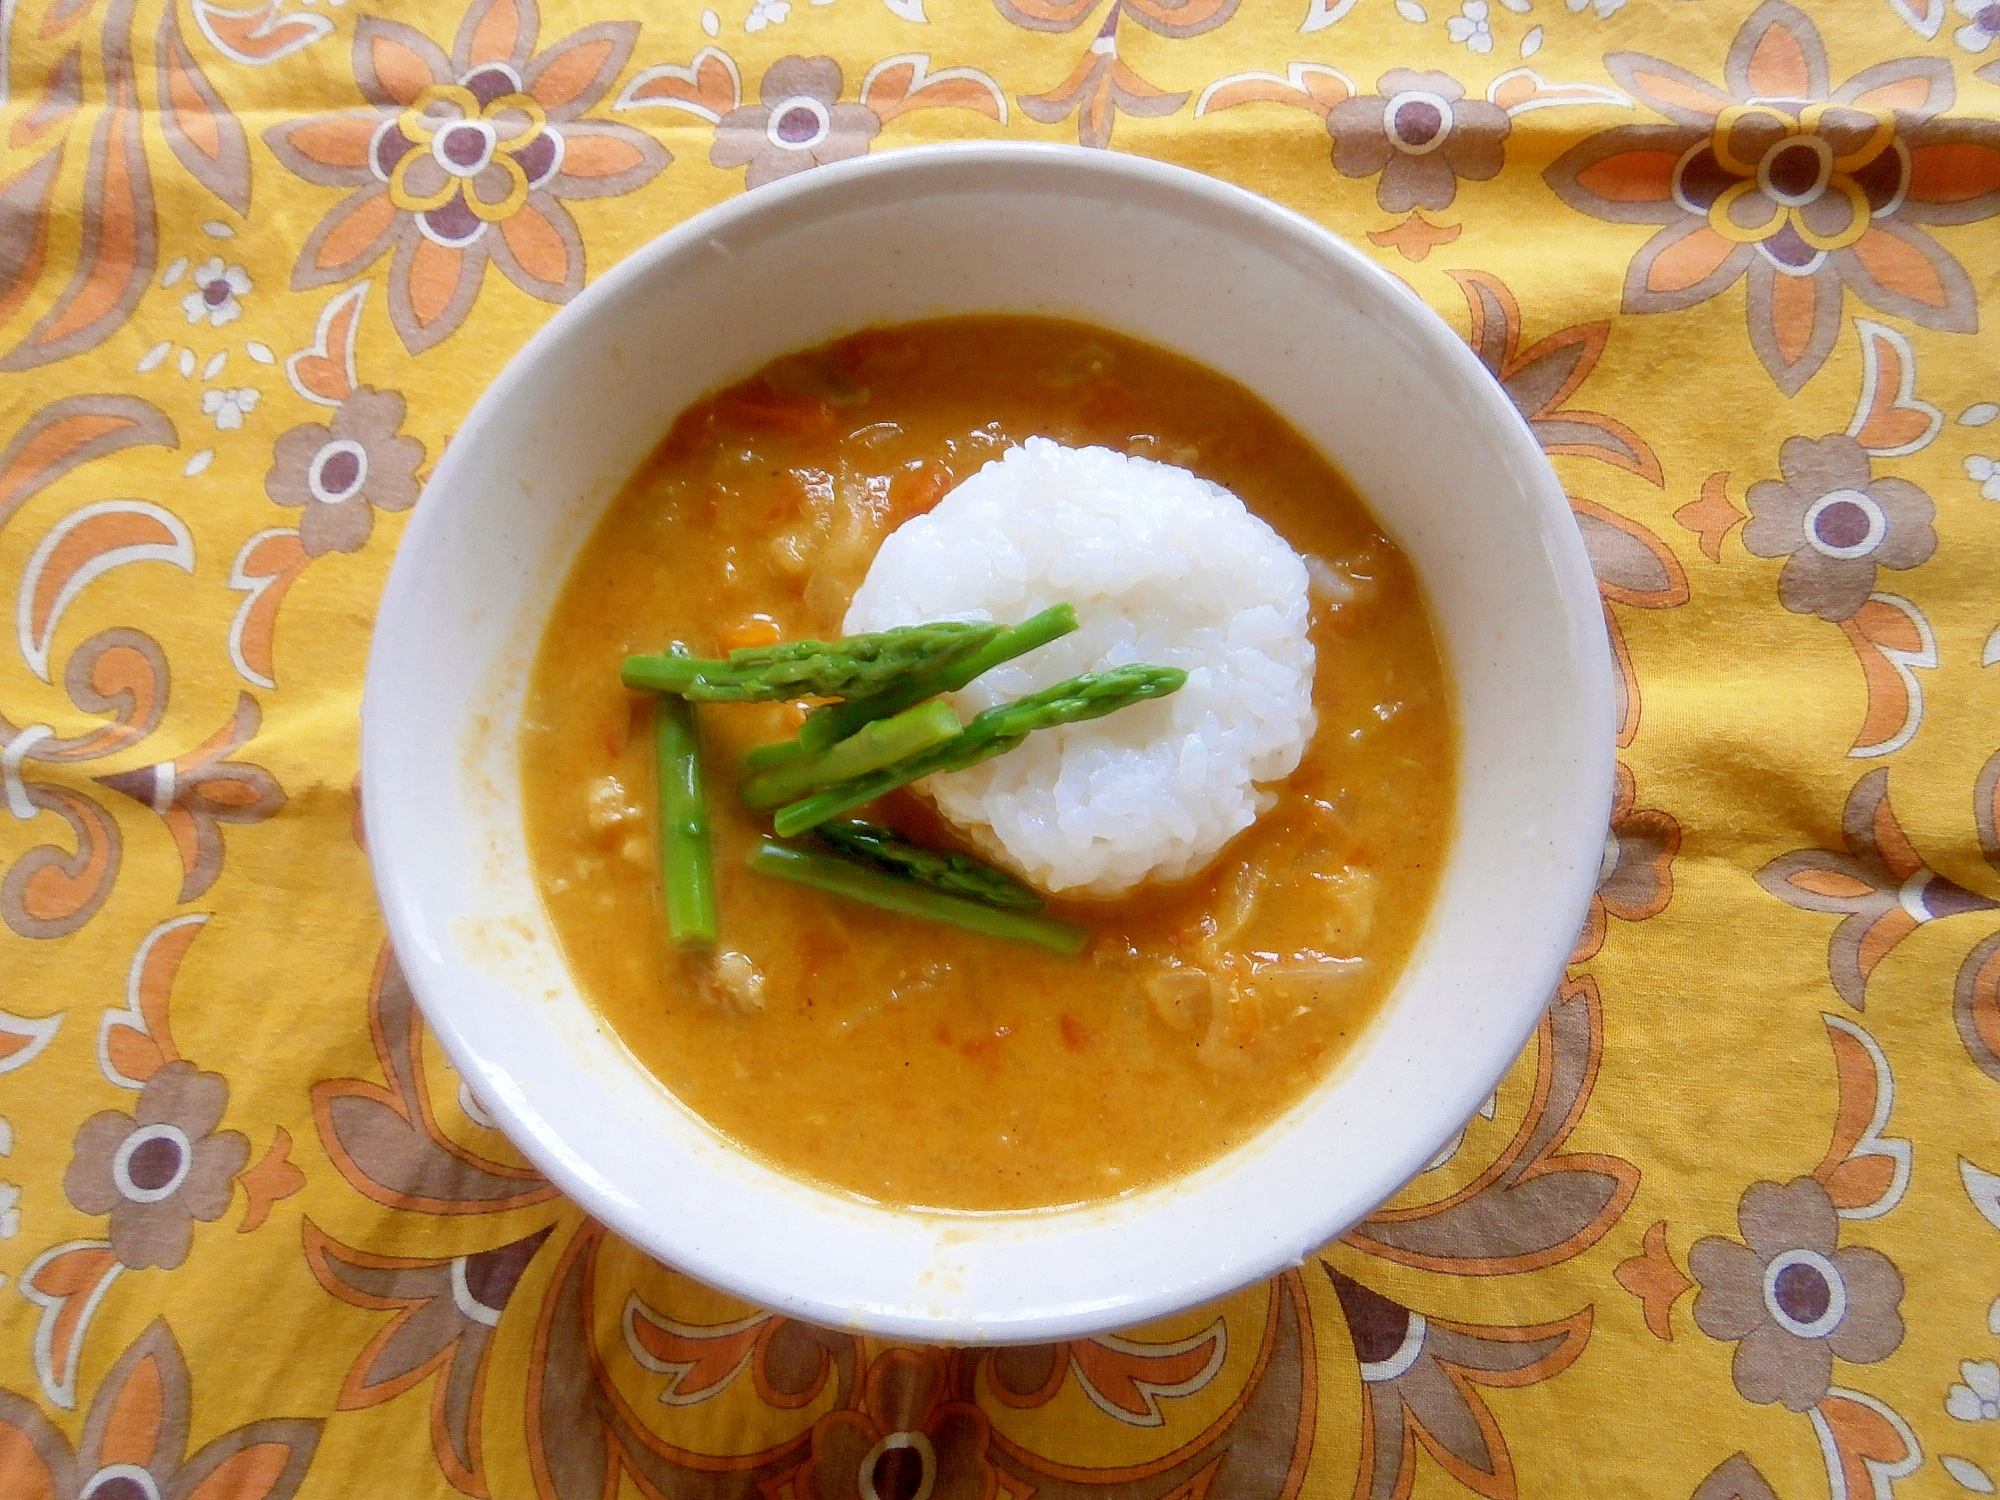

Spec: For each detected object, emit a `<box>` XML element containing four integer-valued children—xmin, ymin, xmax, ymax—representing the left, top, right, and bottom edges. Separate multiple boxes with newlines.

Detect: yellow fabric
<box><xmin>3</xmin><ymin>1</ymin><xmax>1999</xmax><ymax>1496</ymax></box>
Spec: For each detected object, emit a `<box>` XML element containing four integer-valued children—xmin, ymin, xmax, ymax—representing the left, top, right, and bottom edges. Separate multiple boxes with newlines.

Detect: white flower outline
<box><xmin>180</xmin><ymin>258</ymin><xmax>252</xmax><ymax>328</ymax></box>
<box><xmin>1949</xmin><ymin>1360</ymin><xmax>2000</xmax><ymax>1421</ymax></box>
<box><xmin>201</xmin><ymin>387</ymin><xmax>261</xmax><ymax>431</ymax></box>
<box><xmin>1446</xmin><ymin>0</ymin><xmax>1494</xmax><ymax>52</ymax></box>
<box><xmin>1954</xmin><ymin>0</ymin><xmax>2000</xmax><ymax>52</ymax></box>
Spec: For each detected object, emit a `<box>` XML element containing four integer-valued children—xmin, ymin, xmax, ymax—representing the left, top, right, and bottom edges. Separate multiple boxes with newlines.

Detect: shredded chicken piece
<box><xmin>584</xmin><ymin>775</ymin><xmax>639</xmax><ymax>833</ymax></box>
<box><xmin>704</xmin><ymin>951</ymin><xmax>767</xmax><ymax>1014</ymax></box>
<box><xmin>803</xmin><ymin>469</ymin><xmax>893</xmax><ymax>628</ymax></box>
<box><xmin>1145</xmin><ymin>967</ymin><xmax>1213</xmax><ymax>1034</ymax></box>
<box><xmin>1317</xmin><ymin>867</ymin><xmax>1376</xmax><ymax>954</ymax></box>
<box><xmin>1302</xmin><ymin>552</ymin><xmax>1356</xmax><ymax>606</ymax></box>
<box><xmin>1248</xmin><ymin>955</ymin><xmax>1368</xmax><ymax>1007</ymax></box>
<box><xmin>767</xmin><ymin>467</ymin><xmax>837</xmax><ymax>577</ymax></box>
<box><xmin>1196</xmin><ymin>972</ymin><xmax>1261</xmax><ymax>1069</ymax></box>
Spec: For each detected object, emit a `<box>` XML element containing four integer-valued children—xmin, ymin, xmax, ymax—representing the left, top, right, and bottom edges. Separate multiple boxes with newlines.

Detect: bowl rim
<box><xmin>363</xmin><ymin>140</ymin><xmax>1615</xmax><ymax>1340</ymax></box>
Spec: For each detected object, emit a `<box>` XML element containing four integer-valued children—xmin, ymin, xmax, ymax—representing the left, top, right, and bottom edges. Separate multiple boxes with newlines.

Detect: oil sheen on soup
<box><xmin>521</xmin><ymin>317</ymin><xmax>1454</xmax><ymax>1212</ymax></box>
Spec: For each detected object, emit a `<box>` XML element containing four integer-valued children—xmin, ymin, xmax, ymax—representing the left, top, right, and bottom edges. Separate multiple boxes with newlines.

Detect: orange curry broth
<box><xmin>521</xmin><ymin>317</ymin><xmax>1453</xmax><ymax>1211</ymax></box>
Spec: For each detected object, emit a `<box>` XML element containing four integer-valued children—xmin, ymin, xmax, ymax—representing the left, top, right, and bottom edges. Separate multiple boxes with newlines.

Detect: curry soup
<box><xmin>520</xmin><ymin>317</ymin><xmax>1453</xmax><ymax>1211</ymax></box>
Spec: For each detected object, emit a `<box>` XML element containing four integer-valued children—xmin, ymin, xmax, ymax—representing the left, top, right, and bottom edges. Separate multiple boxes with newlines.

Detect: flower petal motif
<box><xmin>1440</xmin><ymin>101</ymin><xmax>1508</xmax><ymax>180</ymax></box>
<box><xmin>1381</xmin><ymin>152</ymin><xmax>1458</xmax><ymax>212</ymax></box>
<box><xmin>762</xmin><ymin>53</ymin><xmax>842</xmax><ymax>108</ymax></box>
<box><xmin>1624</xmin><ymin>218</ymin><xmax>1754</xmax><ymax>315</ymax></box>
<box><xmin>1380</xmin><ymin>67</ymin><xmax>1464</xmax><ymax>102</ymax></box>
<box><xmin>490</xmin><ymin>192</ymin><xmax>584</xmax><ymax>301</ymax></box>
<box><xmin>1745</xmin><ymin>259</ymin><xmax>1845</xmax><ymax>395</ymax></box>
<box><xmin>1604</xmin><ymin>52</ymin><xmax>1731</xmax><ymax>127</ymax></box>
<box><xmin>1970</xmin><ymin>1360</ymin><xmax>2000</xmax><ymax>1402</ymax></box>
<box><xmin>113</xmin><ymin>1193</ymin><xmax>198</xmax><ymax>1269</ymax></box>
<box><xmin>1837</xmin><ymin>221</ymin><xmax>1979</xmax><ymax>333</ymax></box>
<box><xmin>1328</xmin><ymin>96</ymin><xmax>1393</xmax><ymax>177</ymax></box>
<box><xmin>1778</xmin><ymin>545</ymin><xmax>1878</xmax><ymax>622</ymax></box>
<box><xmin>1740</xmin><ymin>1177</ymin><xmax>1840</xmax><ymax>1258</ymax></box>
<box><xmin>795</xmin><ymin>1347</ymin><xmax>998</xmax><ymax>1500</ymax></box>
<box><xmin>546</xmin><ymin>120</ymin><xmax>667</xmax><ymax>198</ymax></box>
<box><xmin>1689</xmin><ymin>1236</ymin><xmax>1766</xmax><ymax>1340</ymax></box>
<box><xmin>299</xmin><ymin>496</ymin><xmax>375</xmax><ymax>556</ymax></box>
<box><xmin>387</xmin><ymin>226</ymin><xmax>488</xmax><ymax>353</ymax></box>
<box><xmin>1948</xmin><ymin>1381</ymin><xmax>1994</xmax><ymax>1420</ymax></box>
<box><xmin>355</xmin><ymin>18</ymin><xmax>452</xmax><ymax>109</ymax></box>
<box><xmin>1781</xmin><ymin>432</ymin><xmax>1873</xmax><ymax>493</ymax></box>
<box><xmin>292</xmin><ymin>188</ymin><xmax>405</xmax><ymax>290</ymax></box>
<box><xmin>264</xmin><ymin>110</ymin><xmax>382</xmax><ymax>188</ymax></box>
<box><xmin>1901</xmin><ymin>118</ymin><xmax>2000</xmax><ymax>224</ymax></box>
<box><xmin>1545</xmin><ymin>124</ymin><xmax>1697</xmax><ymax>226</ymax></box>
<box><xmin>1733</xmin><ymin>1317</ymin><xmax>1834</xmax><ymax>1410</ymax></box>
<box><xmin>1725</xmin><ymin>0</ymin><xmax>1829</xmax><ymax>100</ymax></box>
<box><xmin>525</xmin><ymin>19</ymin><xmax>639</xmax><ymax>118</ymax></box>
<box><xmin>137</xmin><ymin>1060</ymin><xmax>227</xmax><ymax>1136</ymax></box>
<box><xmin>1864</xmin><ymin>476</ymin><xmax>1937</xmax><ymax>567</ymax></box>
<box><xmin>1823</xmin><ymin>1247</ymin><xmax>1904</xmax><ymax>1363</ymax></box>
<box><xmin>452</xmin><ymin>0</ymin><xmax>535</xmax><ymax>76</ymax></box>
<box><xmin>709</xmin><ymin>108</ymin><xmax>771</xmax><ymax>170</ymax></box>
<box><xmin>63</xmin><ymin>1111</ymin><xmax>133</xmax><ymax>1216</ymax></box>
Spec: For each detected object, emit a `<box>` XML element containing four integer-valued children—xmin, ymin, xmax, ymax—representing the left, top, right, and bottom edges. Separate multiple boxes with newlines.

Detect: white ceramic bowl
<box><xmin>363</xmin><ymin>143</ymin><xmax>1613</xmax><ymax>1343</ymax></box>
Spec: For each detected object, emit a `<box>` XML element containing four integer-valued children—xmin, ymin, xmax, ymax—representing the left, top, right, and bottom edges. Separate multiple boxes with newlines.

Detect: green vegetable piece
<box><xmin>741</xmin><ymin>738</ymin><xmax>812</xmax><ymax>773</ymax></box>
<box><xmin>655</xmin><ymin>694</ymin><xmax>716</xmax><ymax>947</ymax></box>
<box><xmin>773</xmin><ymin>662</ymin><xmax>1187</xmax><ymax>838</ymax></box>
<box><xmin>750</xmin><ymin>839</ymin><xmax>1084</xmax><ymax>957</ymax></box>
<box><xmin>621</xmin><ymin>619</ymin><xmax>1003</xmax><ymax>703</ymax></box>
<box><xmin>796</xmin><ymin>603</ymin><xmax>1079</xmax><ymax>752</ymax></box>
<box><xmin>739</xmin><ymin>699</ymin><xmax>961</xmax><ymax>811</ymax></box>
<box><xmin>818</xmin><ymin>821</ymin><xmax>1043</xmax><ymax>911</ymax></box>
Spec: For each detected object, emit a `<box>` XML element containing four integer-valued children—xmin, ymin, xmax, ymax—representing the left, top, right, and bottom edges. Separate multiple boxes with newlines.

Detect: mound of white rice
<box><xmin>843</xmin><ymin>438</ymin><xmax>1315</xmax><ymax>898</ymax></box>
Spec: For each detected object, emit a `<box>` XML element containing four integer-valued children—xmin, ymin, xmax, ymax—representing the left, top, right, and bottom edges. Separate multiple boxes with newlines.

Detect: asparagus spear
<box><xmin>796</xmin><ymin>603</ymin><xmax>1078</xmax><ymax>752</ymax></box>
<box><xmin>655</xmin><ymin>693</ymin><xmax>716</xmax><ymax>946</ymax></box>
<box><xmin>741</xmin><ymin>737</ymin><xmax>812</xmax><ymax>772</ymax></box>
<box><xmin>738</xmin><ymin>699</ymin><xmax>961</xmax><ymax>811</ymax></box>
<box><xmin>750</xmin><ymin>839</ymin><xmax>1085</xmax><ymax>956</ymax></box>
<box><xmin>817</xmin><ymin>820</ymin><xmax>1044</xmax><ymax>910</ymax></box>
<box><xmin>622</xmin><ymin>620</ymin><xmax>1002</xmax><ymax>702</ymax></box>
<box><xmin>773</xmin><ymin>663</ymin><xmax>1187</xmax><ymax>838</ymax></box>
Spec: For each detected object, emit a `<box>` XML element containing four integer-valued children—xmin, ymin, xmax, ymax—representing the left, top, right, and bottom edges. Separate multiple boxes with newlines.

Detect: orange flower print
<box><xmin>63</xmin><ymin>1063</ymin><xmax>249</xmax><ymax>1271</ymax></box>
<box><xmin>1690</xmin><ymin>1177</ymin><xmax>1904</xmax><ymax>1411</ymax></box>
<box><xmin>264</xmin><ymin>0</ymin><xmax>668</xmax><ymax>353</ymax></box>
<box><xmin>711</xmin><ymin>57</ymin><xmax>880</xmax><ymax>189</ymax></box>
<box><xmin>0</xmin><ymin>1319</ymin><xmax>320</xmax><ymax>1499</ymax></box>
<box><xmin>265</xmin><ymin>387</ymin><xmax>426</xmax><ymax>556</ymax></box>
<box><xmin>795</xmin><ymin>1349</ymin><xmax>996</xmax><ymax>1500</ymax></box>
<box><xmin>1744</xmin><ymin>434</ymin><xmax>1935</xmax><ymax>622</ymax></box>
<box><xmin>1327</xmin><ymin>70</ymin><xmax>1510</xmax><ymax>213</ymax></box>
<box><xmin>1544</xmin><ymin>0</ymin><xmax>2000</xmax><ymax>393</ymax></box>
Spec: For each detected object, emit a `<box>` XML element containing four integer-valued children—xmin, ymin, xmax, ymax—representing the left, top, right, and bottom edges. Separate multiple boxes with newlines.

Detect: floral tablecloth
<box><xmin>3</xmin><ymin>0</ymin><xmax>2000</xmax><ymax>1495</ymax></box>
